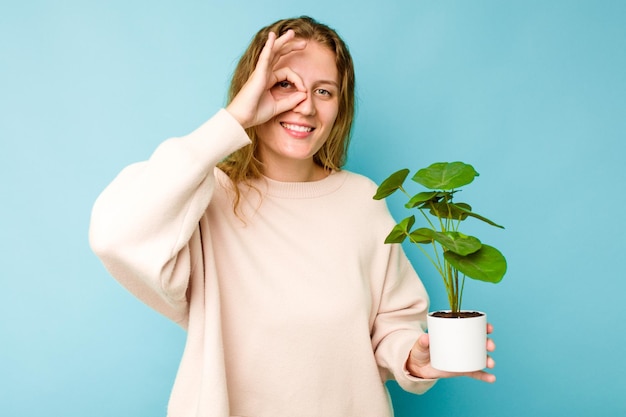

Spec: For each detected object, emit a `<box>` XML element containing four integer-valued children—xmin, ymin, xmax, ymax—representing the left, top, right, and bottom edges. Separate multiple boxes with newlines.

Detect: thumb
<box><xmin>418</xmin><ymin>333</ymin><xmax>430</xmax><ymax>349</ymax></box>
<box><xmin>408</xmin><ymin>333</ymin><xmax>432</xmax><ymax>372</ymax></box>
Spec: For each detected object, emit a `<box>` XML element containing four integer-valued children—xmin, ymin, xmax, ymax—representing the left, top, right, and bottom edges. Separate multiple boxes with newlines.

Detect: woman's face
<box><xmin>255</xmin><ymin>40</ymin><xmax>339</xmax><ymax>177</ymax></box>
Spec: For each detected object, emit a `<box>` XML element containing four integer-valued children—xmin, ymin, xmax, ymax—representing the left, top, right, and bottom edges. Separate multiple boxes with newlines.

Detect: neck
<box><xmin>262</xmin><ymin>159</ymin><xmax>330</xmax><ymax>182</ymax></box>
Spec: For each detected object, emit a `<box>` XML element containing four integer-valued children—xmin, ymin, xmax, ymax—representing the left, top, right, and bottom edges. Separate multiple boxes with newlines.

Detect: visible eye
<box><xmin>276</xmin><ymin>80</ymin><xmax>294</xmax><ymax>89</ymax></box>
<box><xmin>314</xmin><ymin>88</ymin><xmax>337</xmax><ymax>99</ymax></box>
<box><xmin>315</xmin><ymin>88</ymin><xmax>331</xmax><ymax>97</ymax></box>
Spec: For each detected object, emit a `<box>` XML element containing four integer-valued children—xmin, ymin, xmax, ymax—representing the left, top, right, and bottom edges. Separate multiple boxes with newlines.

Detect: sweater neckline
<box><xmin>256</xmin><ymin>170</ymin><xmax>348</xmax><ymax>199</ymax></box>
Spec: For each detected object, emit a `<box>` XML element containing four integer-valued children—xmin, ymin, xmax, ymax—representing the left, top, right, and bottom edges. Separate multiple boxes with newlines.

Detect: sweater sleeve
<box><xmin>89</xmin><ymin>109</ymin><xmax>251</xmax><ymax>326</ymax></box>
<box><xmin>371</xmin><ymin>244</ymin><xmax>438</xmax><ymax>394</ymax></box>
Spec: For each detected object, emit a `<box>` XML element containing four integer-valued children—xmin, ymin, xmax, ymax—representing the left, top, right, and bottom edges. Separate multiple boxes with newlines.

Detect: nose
<box><xmin>293</xmin><ymin>91</ymin><xmax>316</xmax><ymax>116</ymax></box>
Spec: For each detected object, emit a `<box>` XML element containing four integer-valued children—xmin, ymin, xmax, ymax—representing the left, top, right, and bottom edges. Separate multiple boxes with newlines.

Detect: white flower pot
<box><xmin>426</xmin><ymin>311</ymin><xmax>487</xmax><ymax>372</ymax></box>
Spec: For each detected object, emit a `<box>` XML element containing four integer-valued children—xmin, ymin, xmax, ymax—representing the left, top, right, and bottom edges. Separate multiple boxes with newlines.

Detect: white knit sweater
<box><xmin>89</xmin><ymin>109</ymin><xmax>436</xmax><ymax>417</ymax></box>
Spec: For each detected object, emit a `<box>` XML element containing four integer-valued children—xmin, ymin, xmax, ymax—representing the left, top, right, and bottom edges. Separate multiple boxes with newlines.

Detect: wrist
<box><xmin>225</xmin><ymin>104</ymin><xmax>251</xmax><ymax>129</ymax></box>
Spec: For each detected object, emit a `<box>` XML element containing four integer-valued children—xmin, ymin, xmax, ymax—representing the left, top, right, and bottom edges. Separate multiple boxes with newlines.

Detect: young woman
<box><xmin>89</xmin><ymin>16</ymin><xmax>495</xmax><ymax>417</ymax></box>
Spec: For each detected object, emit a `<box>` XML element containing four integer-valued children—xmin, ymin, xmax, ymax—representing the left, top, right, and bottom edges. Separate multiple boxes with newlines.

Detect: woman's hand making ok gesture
<box><xmin>226</xmin><ymin>30</ymin><xmax>308</xmax><ymax>129</ymax></box>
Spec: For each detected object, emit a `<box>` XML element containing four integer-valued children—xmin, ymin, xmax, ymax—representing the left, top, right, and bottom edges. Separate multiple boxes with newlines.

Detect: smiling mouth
<box><xmin>280</xmin><ymin>122</ymin><xmax>314</xmax><ymax>133</ymax></box>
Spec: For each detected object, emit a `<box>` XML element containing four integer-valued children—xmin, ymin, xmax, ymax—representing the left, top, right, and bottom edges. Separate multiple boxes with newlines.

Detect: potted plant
<box><xmin>373</xmin><ymin>162</ymin><xmax>507</xmax><ymax>372</ymax></box>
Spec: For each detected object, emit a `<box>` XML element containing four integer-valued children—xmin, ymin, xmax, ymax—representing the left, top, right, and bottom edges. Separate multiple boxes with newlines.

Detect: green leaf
<box><xmin>384</xmin><ymin>215</ymin><xmax>415</xmax><ymax>244</ymax></box>
<box><xmin>449</xmin><ymin>203</ymin><xmax>505</xmax><ymax>229</ymax></box>
<box><xmin>408</xmin><ymin>227</ymin><xmax>435</xmax><ymax>244</ymax></box>
<box><xmin>408</xmin><ymin>228</ymin><xmax>481</xmax><ymax>255</ymax></box>
<box><xmin>425</xmin><ymin>201</ymin><xmax>505</xmax><ymax>229</ymax></box>
<box><xmin>427</xmin><ymin>201</ymin><xmax>471</xmax><ymax>221</ymax></box>
<box><xmin>373</xmin><ymin>169</ymin><xmax>410</xmax><ymax>200</ymax></box>
<box><xmin>405</xmin><ymin>191</ymin><xmax>439</xmax><ymax>208</ymax></box>
<box><xmin>412</xmin><ymin>162</ymin><xmax>479</xmax><ymax>190</ymax></box>
<box><xmin>444</xmin><ymin>245</ymin><xmax>507</xmax><ymax>283</ymax></box>
<box><xmin>433</xmin><ymin>230</ymin><xmax>482</xmax><ymax>255</ymax></box>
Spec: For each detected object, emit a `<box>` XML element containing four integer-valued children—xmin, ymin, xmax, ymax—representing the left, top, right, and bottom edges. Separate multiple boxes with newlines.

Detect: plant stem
<box><xmin>445</xmin><ymin>260</ymin><xmax>457</xmax><ymax>312</ymax></box>
<box><xmin>419</xmin><ymin>208</ymin><xmax>437</xmax><ymax>230</ymax></box>
<box><xmin>458</xmin><ymin>273</ymin><xmax>466</xmax><ymax>312</ymax></box>
<box><xmin>454</xmin><ymin>267</ymin><xmax>459</xmax><ymax>312</ymax></box>
<box><xmin>408</xmin><ymin>235</ymin><xmax>444</xmax><ymax>277</ymax></box>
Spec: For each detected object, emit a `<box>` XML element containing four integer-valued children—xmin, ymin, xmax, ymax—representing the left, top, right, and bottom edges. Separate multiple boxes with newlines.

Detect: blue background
<box><xmin>2</xmin><ymin>1</ymin><xmax>625</xmax><ymax>416</ymax></box>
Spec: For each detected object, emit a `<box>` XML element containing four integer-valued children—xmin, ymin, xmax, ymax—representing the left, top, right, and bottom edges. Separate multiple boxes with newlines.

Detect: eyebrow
<box><xmin>315</xmin><ymin>80</ymin><xmax>340</xmax><ymax>89</ymax></box>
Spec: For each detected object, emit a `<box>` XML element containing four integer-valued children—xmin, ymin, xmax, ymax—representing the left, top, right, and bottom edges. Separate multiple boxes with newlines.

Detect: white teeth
<box><xmin>281</xmin><ymin>122</ymin><xmax>313</xmax><ymax>132</ymax></box>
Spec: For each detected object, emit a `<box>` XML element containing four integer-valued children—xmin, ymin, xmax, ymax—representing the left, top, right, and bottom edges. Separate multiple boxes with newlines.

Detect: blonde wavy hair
<box><xmin>218</xmin><ymin>16</ymin><xmax>356</xmax><ymax>210</ymax></box>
